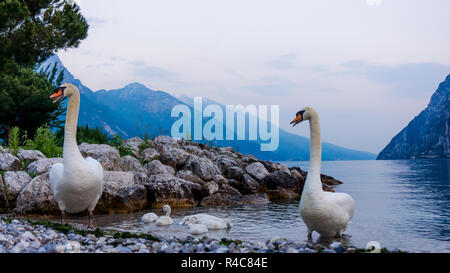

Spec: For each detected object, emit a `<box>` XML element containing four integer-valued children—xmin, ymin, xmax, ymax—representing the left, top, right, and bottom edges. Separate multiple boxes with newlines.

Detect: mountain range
<box><xmin>38</xmin><ymin>55</ymin><xmax>376</xmax><ymax>161</ymax></box>
<box><xmin>377</xmin><ymin>74</ymin><xmax>450</xmax><ymax>159</ymax></box>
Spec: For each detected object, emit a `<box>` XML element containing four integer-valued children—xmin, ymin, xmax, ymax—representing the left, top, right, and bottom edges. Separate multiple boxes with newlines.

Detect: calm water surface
<box><xmin>49</xmin><ymin>159</ymin><xmax>450</xmax><ymax>252</ymax></box>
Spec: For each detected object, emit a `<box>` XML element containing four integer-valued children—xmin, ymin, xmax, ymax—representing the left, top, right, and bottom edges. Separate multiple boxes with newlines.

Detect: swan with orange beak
<box><xmin>49</xmin><ymin>84</ymin><xmax>104</xmax><ymax>229</ymax></box>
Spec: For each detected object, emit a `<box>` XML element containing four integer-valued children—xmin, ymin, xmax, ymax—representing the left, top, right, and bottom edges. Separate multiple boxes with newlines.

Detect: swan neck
<box><xmin>305</xmin><ymin>110</ymin><xmax>323</xmax><ymax>192</ymax></box>
<box><xmin>63</xmin><ymin>90</ymin><xmax>83</xmax><ymax>162</ymax></box>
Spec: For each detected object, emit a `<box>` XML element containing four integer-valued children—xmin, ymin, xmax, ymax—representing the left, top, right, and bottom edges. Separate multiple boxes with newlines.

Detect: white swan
<box><xmin>181</xmin><ymin>214</ymin><xmax>232</xmax><ymax>230</ymax></box>
<box><xmin>189</xmin><ymin>223</ymin><xmax>209</xmax><ymax>235</ymax></box>
<box><xmin>49</xmin><ymin>84</ymin><xmax>103</xmax><ymax>229</ymax></box>
<box><xmin>366</xmin><ymin>241</ymin><xmax>381</xmax><ymax>253</ymax></box>
<box><xmin>141</xmin><ymin>212</ymin><xmax>158</xmax><ymax>223</ymax></box>
<box><xmin>156</xmin><ymin>205</ymin><xmax>174</xmax><ymax>226</ymax></box>
<box><xmin>290</xmin><ymin>107</ymin><xmax>354</xmax><ymax>238</ymax></box>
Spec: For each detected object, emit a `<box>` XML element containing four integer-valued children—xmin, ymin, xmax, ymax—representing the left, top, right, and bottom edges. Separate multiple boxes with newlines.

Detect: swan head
<box><xmin>290</xmin><ymin>107</ymin><xmax>316</xmax><ymax>127</ymax></box>
<box><xmin>162</xmin><ymin>204</ymin><xmax>171</xmax><ymax>215</ymax></box>
<box><xmin>50</xmin><ymin>83</ymin><xmax>77</xmax><ymax>103</ymax></box>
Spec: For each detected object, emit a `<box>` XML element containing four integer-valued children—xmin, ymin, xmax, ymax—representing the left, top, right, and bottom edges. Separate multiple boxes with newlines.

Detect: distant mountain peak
<box><xmin>124</xmin><ymin>82</ymin><xmax>147</xmax><ymax>89</ymax></box>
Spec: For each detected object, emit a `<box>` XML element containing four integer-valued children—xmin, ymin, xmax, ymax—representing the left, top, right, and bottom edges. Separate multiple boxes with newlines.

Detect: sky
<box><xmin>58</xmin><ymin>0</ymin><xmax>450</xmax><ymax>154</ymax></box>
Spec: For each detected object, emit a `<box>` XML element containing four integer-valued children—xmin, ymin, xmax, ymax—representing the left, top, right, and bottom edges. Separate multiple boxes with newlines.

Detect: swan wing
<box><xmin>324</xmin><ymin>191</ymin><xmax>355</xmax><ymax>219</ymax></box>
<box><xmin>85</xmin><ymin>157</ymin><xmax>104</xmax><ymax>184</ymax></box>
<box><xmin>49</xmin><ymin>163</ymin><xmax>64</xmax><ymax>194</ymax></box>
<box><xmin>85</xmin><ymin>157</ymin><xmax>104</xmax><ymax>204</ymax></box>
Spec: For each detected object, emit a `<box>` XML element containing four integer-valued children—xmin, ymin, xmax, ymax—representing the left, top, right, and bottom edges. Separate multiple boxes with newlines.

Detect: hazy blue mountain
<box><xmin>378</xmin><ymin>74</ymin><xmax>450</xmax><ymax>159</ymax></box>
<box><xmin>38</xmin><ymin>55</ymin><xmax>376</xmax><ymax>161</ymax></box>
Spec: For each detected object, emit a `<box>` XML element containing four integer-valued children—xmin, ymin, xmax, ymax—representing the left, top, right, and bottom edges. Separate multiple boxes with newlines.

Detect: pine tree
<box><xmin>0</xmin><ymin>0</ymin><xmax>89</xmax><ymax>142</ymax></box>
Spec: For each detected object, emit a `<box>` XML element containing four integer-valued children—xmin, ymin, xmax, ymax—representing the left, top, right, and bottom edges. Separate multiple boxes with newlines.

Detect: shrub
<box><xmin>107</xmin><ymin>135</ymin><xmax>134</xmax><ymax>157</ymax></box>
<box><xmin>24</xmin><ymin>126</ymin><xmax>62</xmax><ymax>157</ymax></box>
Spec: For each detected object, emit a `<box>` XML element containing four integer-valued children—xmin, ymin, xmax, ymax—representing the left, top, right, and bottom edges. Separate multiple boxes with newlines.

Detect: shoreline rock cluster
<box><xmin>1</xmin><ymin>136</ymin><xmax>342</xmax><ymax>215</ymax></box>
<box><xmin>0</xmin><ymin>218</ymin><xmax>391</xmax><ymax>253</ymax></box>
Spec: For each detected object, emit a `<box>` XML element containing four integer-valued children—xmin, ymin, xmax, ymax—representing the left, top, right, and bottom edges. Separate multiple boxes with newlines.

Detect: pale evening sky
<box><xmin>57</xmin><ymin>0</ymin><xmax>450</xmax><ymax>154</ymax></box>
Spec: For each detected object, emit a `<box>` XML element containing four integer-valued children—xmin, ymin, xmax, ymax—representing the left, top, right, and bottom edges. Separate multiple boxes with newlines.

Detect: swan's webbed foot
<box><xmin>307</xmin><ymin>229</ymin><xmax>313</xmax><ymax>241</ymax></box>
<box><xmin>60</xmin><ymin>210</ymin><xmax>65</xmax><ymax>225</ymax></box>
<box><xmin>88</xmin><ymin>211</ymin><xmax>94</xmax><ymax>230</ymax></box>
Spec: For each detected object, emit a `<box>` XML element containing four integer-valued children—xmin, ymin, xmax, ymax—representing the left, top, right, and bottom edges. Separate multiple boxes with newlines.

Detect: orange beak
<box><xmin>50</xmin><ymin>89</ymin><xmax>64</xmax><ymax>103</ymax></box>
<box><xmin>290</xmin><ymin>114</ymin><xmax>303</xmax><ymax>127</ymax></box>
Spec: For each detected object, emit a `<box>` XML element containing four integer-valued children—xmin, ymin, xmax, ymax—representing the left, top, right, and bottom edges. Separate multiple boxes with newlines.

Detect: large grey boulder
<box><xmin>159</xmin><ymin>146</ymin><xmax>190</xmax><ymax>167</ymax></box>
<box><xmin>102</xmin><ymin>171</ymin><xmax>135</xmax><ymax>193</ymax></box>
<box><xmin>214</xmin><ymin>156</ymin><xmax>242</xmax><ymax>174</ymax></box>
<box><xmin>26</xmin><ymin>158</ymin><xmax>63</xmax><ymax>175</ymax></box>
<box><xmin>144</xmin><ymin>160</ymin><xmax>175</xmax><ymax>175</ymax></box>
<box><xmin>181</xmin><ymin>145</ymin><xmax>203</xmax><ymax>156</ymax></box>
<box><xmin>154</xmin><ymin>135</ymin><xmax>177</xmax><ymax>145</ymax></box>
<box><xmin>17</xmin><ymin>149</ymin><xmax>46</xmax><ymax>162</ymax></box>
<box><xmin>205</xmin><ymin>181</ymin><xmax>219</xmax><ymax>195</ymax></box>
<box><xmin>2</xmin><ymin>171</ymin><xmax>32</xmax><ymax>200</ymax></box>
<box><xmin>262</xmin><ymin>170</ymin><xmax>300</xmax><ymax>191</ymax></box>
<box><xmin>245</xmin><ymin>162</ymin><xmax>269</xmax><ymax>181</ymax></box>
<box><xmin>229</xmin><ymin>173</ymin><xmax>259</xmax><ymax>194</ymax></box>
<box><xmin>118</xmin><ymin>155</ymin><xmax>144</xmax><ymax>172</ymax></box>
<box><xmin>143</xmin><ymin>174</ymin><xmax>205</xmax><ymax>208</ymax></box>
<box><xmin>95</xmin><ymin>171</ymin><xmax>144</xmax><ymax>213</ymax></box>
<box><xmin>175</xmin><ymin>170</ymin><xmax>204</xmax><ymax>185</ymax></box>
<box><xmin>212</xmin><ymin>174</ymin><xmax>228</xmax><ymax>185</ymax></box>
<box><xmin>200</xmin><ymin>185</ymin><xmax>268</xmax><ymax>206</ymax></box>
<box><xmin>184</xmin><ymin>156</ymin><xmax>221</xmax><ymax>181</ymax></box>
<box><xmin>96</xmin><ymin>184</ymin><xmax>147</xmax><ymax>214</ymax></box>
<box><xmin>141</xmin><ymin>148</ymin><xmax>159</xmax><ymax>162</ymax></box>
<box><xmin>14</xmin><ymin>173</ymin><xmax>59</xmax><ymax>214</ymax></box>
<box><xmin>78</xmin><ymin>143</ymin><xmax>120</xmax><ymax>171</ymax></box>
<box><xmin>124</xmin><ymin>137</ymin><xmax>144</xmax><ymax>155</ymax></box>
<box><xmin>0</xmin><ymin>152</ymin><xmax>20</xmax><ymax>171</ymax></box>
<box><xmin>226</xmin><ymin>166</ymin><xmax>244</xmax><ymax>181</ymax></box>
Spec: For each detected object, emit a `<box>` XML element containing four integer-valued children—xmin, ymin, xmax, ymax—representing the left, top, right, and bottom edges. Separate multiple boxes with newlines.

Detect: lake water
<box><xmin>54</xmin><ymin>159</ymin><xmax>450</xmax><ymax>253</ymax></box>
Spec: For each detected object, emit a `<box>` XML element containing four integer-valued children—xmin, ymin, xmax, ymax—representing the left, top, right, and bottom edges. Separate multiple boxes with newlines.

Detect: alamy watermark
<box><xmin>170</xmin><ymin>97</ymin><xmax>279</xmax><ymax>151</ymax></box>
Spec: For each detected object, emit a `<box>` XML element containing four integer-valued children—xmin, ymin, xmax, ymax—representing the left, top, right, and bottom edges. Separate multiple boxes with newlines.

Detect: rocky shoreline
<box><xmin>0</xmin><ymin>136</ymin><xmax>363</xmax><ymax>254</ymax></box>
<box><xmin>0</xmin><ymin>217</ymin><xmax>394</xmax><ymax>253</ymax></box>
<box><xmin>1</xmin><ymin>136</ymin><xmax>341</xmax><ymax>215</ymax></box>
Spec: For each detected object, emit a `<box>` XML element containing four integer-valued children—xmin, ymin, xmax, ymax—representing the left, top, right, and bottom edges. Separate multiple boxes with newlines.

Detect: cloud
<box><xmin>340</xmin><ymin>61</ymin><xmax>450</xmax><ymax>98</ymax></box>
<box><xmin>266</xmin><ymin>53</ymin><xmax>299</xmax><ymax>70</ymax></box>
<box><xmin>86</xmin><ymin>62</ymin><xmax>114</xmax><ymax>68</ymax></box>
<box><xmin>245</xmin><ymin>76</ymin><xmax>297</xmax><ymax>96</ymax></box>
<box><xmin>86</xmin><ymin>16</ymin><xmax>107</xmax><ymax>27</ymax></box>
<box><xmin>132</xmin><ymin>65</ymin><xmax>179</xmax><ymax>82</ymax></box>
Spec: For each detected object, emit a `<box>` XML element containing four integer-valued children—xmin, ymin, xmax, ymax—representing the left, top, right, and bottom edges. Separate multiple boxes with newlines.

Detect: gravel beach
<box><xmin>0</xmin><ymin>217</ymin><xmax>393</xmax><ymax>253</ymax></box>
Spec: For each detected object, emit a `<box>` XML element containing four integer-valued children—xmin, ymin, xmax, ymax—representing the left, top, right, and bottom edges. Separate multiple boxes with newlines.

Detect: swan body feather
<box><xmin>142</xmin><ymin>212</ymin><xmax>159</xmax><ymax>223</ymax></box>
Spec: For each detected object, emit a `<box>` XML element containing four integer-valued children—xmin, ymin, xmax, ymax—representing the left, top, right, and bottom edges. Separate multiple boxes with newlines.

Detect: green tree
<box><xmin>0</xmin><ymin>0</ymin><xmax>89</xmax><ymax>73</ymax></box>
<box><xmin>0</xmin><ymin>0</ymin><xmax>88</xmax><ymax>143</ymax></box>
<box><xmin>0</xmin><ymin>67</ymin><xmax>63</xmax><ymax>142</ymax></box>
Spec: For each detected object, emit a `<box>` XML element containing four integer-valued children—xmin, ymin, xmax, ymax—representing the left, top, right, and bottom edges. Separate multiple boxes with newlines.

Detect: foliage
<box><xmin>0</xmin><ymin>66</ymin><xmax>64</xmax><ymax>142</ymax></box>
<box><xmin>24</xmin><ymin>126</ymin><xmax>62</xmax><ymax>157</ymax></box>
<box><xmin>0</xmin><ymin>0</ymin><xmax>88</xmax><ymax>142</ymax></box>
<box><xmin>107</xmin><ymin>135</ymin><xmax>134</xmax><ymax>157</ymax></box>
<box><xmin>138</xmin><ymin>140</ymin><xmax>154</xmax><ymax>153</ymax></box>
<box><xmin>56</xmin><ymin>125</ymin><xmax>108</xmax><ymax>145</ymax></box>
<box><xmin>0</xmin><ymin>0</ymin><xmax>89</xmax><ymax>73</ymax></box>
<box><xmin>7</xmin><ymin>126</ymin><xmax>21</xmax><ymax>155</ymax></box>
